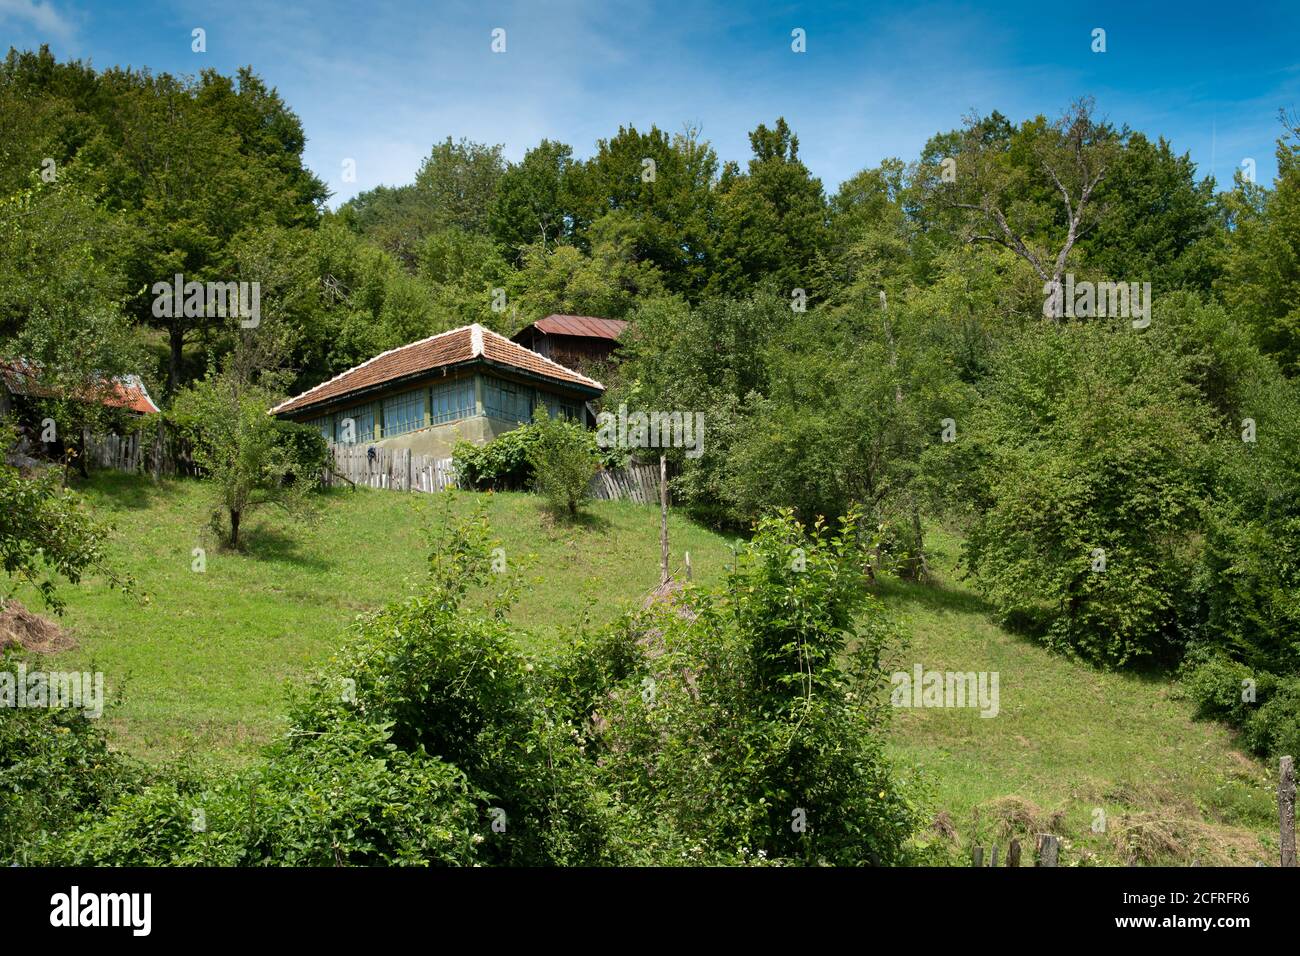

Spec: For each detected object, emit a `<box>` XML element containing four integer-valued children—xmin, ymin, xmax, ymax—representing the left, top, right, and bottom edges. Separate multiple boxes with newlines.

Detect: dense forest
<box><xmin>2</xmin><ymin>44</ymin><xmax>1299</xmax><ymax>865</ymax></box>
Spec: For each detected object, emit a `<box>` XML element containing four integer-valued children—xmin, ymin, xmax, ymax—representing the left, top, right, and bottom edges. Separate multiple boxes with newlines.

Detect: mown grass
<box><xmin>21</xmin><ymin>473</ymin><xmax>1278</xmax><ymax>863</ymax></box>
<box><xmin>24</xmin><ymin>473</ymin><xmax>735</xmax><ymax>765</ymax></box>
<box><xmin>880</xmin><ymin>527</ymin><xmax>1277</xmax><ymax>866</ymax></box>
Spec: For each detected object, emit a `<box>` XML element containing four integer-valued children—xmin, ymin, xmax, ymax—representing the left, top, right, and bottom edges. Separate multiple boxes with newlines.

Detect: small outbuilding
<box><xmin>510</xmin><ymin>315</ymin><xmax>628</xmax><ymax>374</ymax></box>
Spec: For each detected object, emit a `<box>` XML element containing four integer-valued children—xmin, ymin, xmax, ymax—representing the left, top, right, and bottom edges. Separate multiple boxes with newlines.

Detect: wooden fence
<box><xmin>589</xmin><ymin>461</ymin><xmax>661</xmax><ymax>503</ymax></box>
<box><xmin>84</xmin><ymin>429</ymin><xmax>198</xmax><ymax>477</ymax></box>
<box><xmin>322</xmin><ymin>443</ymin><xmax>664</xmax><ymax>504</ymax></box>
<box><xmin>323</xmin><ymin>443</ymin><xmax>457</xmax><ymax>493</ymax></box>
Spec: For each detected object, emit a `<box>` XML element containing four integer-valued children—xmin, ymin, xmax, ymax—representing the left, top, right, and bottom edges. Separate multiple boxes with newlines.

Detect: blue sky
<box><xmin>3</xmin><ymin>0</ymin><xmax>1299</xmax><ymax>207</ymax></box>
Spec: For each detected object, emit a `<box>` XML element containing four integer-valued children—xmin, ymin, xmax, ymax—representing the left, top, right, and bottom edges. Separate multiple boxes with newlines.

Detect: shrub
<box><xmin>1183</xmin><ymin>654</ymin><xmax>1300</xmax><ymax>763</ymax></box>
<box><xmin>579</xmin><ymin>508</ymin><xmax>927</xmax><ymax>864</ymax></box>
<box><xmin>525</xmin><ymin>405</ymin><xmax>599</xmax><ymax>517</ymax></box>
<box><xmin>953</xmin><ymin>321</ymin><xmax>1215</xmax><ymax>666</ymax></box>
<box><xmin>44</xmin><ymin>718</ymin><xmax>481</xmax><ymax>866</ymax></box>
<box><xmin>454</xmin><ymin>415</ymin><xmax>622</xmax><ymax>492</ymax></box>
<box><xmin>0</xmin><ymin>668</ymin><xmax>144</xmax><ymax>864</ymax></box>
<box><xmin>272</xmin><ymin>419</ymin><xmax>329</xmax><ymax>485</ymax></box>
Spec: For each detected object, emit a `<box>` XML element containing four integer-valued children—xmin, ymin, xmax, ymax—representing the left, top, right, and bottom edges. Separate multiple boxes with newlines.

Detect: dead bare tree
<box><xmin>946</xmin><ymin>98</ymin><xmax>1116</xmax><ymax>316</ymax></box>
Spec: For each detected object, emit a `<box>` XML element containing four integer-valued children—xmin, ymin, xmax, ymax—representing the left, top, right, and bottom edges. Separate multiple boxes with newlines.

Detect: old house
<box><xmin>271</xmin><ymin>324</ymin><xmax>604</xmax><ymax>460</ymax></box>
<box><xmin>510</xmin><ymin>315</ymin><xmax>628</xmax><ymax>375</ymax></box>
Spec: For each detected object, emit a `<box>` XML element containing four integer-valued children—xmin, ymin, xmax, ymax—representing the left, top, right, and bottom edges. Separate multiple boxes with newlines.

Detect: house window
<box><xmin>382</xmin><ymin>389</ymin><xmax>426</xmax><ymax>437</ymax></box>
<box><xmin>305</xmin><ymin>414</ymin><xmax>333</xmax><ymax>441</ymax></box>
<box><xmin>335</xmin><ymin>402</ymin><xmax>376</xmax><ymax>443</ymax></box>
<box><xmin>542</xmin><ymin>394</ymin><xmax>582</xmax><ymax>422</ymax></box>
<box><xmin>483</xmin><ymin>376</ymin><xmax>535</xmax><ymax>424</ymax></box>
<box><xmin>429</xmin><ymin>377</ymin><xmax>475</xmax><ymax>425</ymax></box>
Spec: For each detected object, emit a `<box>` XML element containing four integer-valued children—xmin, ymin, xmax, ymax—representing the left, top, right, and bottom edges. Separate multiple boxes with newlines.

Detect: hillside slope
<box><xmin>24</xmin><ymin>474</ymin><xmax>1277</xmax><ymax>863</ymax></box>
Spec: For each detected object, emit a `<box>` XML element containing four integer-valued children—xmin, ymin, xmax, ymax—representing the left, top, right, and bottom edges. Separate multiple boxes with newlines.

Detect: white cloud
<box><xmin>0</xmin><ymin>0</ymin><xmax>76</xmax><ymax>42</ymax></box>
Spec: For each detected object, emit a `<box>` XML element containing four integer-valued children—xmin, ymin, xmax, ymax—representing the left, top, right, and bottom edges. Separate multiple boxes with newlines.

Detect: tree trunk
<box><xmin>76</xmin><ymin>427</ymin><xmax>89</xmax><ymax>479</ymax></box>
<box><xmin>168</xmin><ymin>326</ymin><xmax>184</xmax><ymax>396</ymax></box>
<box><xmin>229</xmin><ymin>509</ymin><xmax>241</xmax><ymax>548</ymax></box>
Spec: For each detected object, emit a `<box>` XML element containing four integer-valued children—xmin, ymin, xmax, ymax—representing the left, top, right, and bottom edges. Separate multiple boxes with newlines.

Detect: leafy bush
<box><xmin>286</xmin><ymin>496</ymin><xmax>628</xmax><ymax>865</ymax></box>
<box><xmin>0</xmin><ymin>668</ymin><xmax>144</xmax><ymax>864</ymax></box>
<box><xmin>576</xmin><ymin>508</ymin><xmax>926</xmax><ymax>864</ymax></box>
<box><xmin>526</xmin><ymin>406</ymin><xmax>600</xmax><ymax>516</ymax></box>
<box><xmin>452</xmin><ymin>426</ymin><xmax>539</xmax><ymax>490</ymax></box>
<box><xmin>272</xmin><ymin>419</ymin><xmax>329</xmax><ymax>485</ymax></box>
<box><xmin>1182</xmin><ymin>654</ymin><xmax>1300</xmax><ymax>763</ymax></box>
<box><xmin>453</xmin><ymin>413</ymin><xmax>623</xmax><ymax>492</ymax></box>
<box><xmin>46</xmin><ymin>718</ymin><xmax>480</xmax><ymax>866</ymax></box>
<box><xmin>948</xmin><ymin>321</ymin><xmax>1215</xmax><ymax>666</ymax></box>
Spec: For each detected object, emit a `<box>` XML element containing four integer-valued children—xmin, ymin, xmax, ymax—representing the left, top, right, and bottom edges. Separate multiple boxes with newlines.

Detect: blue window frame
<box><xmin>430</xmin><ymin>377</ymin><xmax>475</xmax><ymax>425</ymax></box>
<box><xmin>335</xmin><ymin>402</ymin><xmax>376</xmax><ymax>443</ymax></box>
<box><xmin>305</xmin><ymin>414</ymin><xmax>333</xmax><ymax>441</ymax></box>
<box><xmin>483</xmin><ymin>376</ymin><xmax>534</xmax><ymax>424</ymax></box>
<box><xmin>382</xmin><ymin>389</ymin><xmax>426</xmax><ymax>438</ymax></box>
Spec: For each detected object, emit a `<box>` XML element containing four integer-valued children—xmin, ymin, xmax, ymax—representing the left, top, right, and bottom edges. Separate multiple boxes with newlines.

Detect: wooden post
<box><xmin>659</xmin><ymin>455</ymin><xmax>669</xmax><ymax>585</ymax></box>
<box><xmin>684</xmin><ymin>551</ymin><xmax>692</xmax><ymax>583</ymax></box>
<box><xmin>1036</xmin><ymin>834</ymin><xmax>1059</xmax><ymax>867</ymax></box>
<box><xmin>1281</xmin><ymin>755</ymin><xmax>1296</xmax><ymax>867</ymax></box>
<box><xmin>971</xmin><ymin>846</ymin><xmax>983</xmax><ymax>867</ymax></box>
<box><xmin>1007</xmin><ymin>838</ymin><xmax>1021</xmax><ymax>867</ymax></box>
<box><xmin>990</xmin><ymin>845</ymin><xmax>999</xmax><ymax>867</ymax></box>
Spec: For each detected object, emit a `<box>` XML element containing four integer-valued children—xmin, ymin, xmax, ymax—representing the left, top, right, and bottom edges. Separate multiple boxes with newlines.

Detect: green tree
<box><xmin>1219</xmin><ymin>112</ymin><xmax>1300</xmax><ymax>373</ymax></box>
<box><xmin>526</xmin><ymin>405</ymin><xmax>599</xmax><ymax>517</ymax></box>
<box><xmin>709</xmin><ymin>118</ymin><xmax>829</xmax><ymax>298</ymax></box>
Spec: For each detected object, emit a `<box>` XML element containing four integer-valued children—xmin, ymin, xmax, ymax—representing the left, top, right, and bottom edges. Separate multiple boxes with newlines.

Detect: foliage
<box><xmin>0</xmin><ymin>667</ymin><xmax>144</xmax><ymax>863</ymax></box>
<box><xmin>171</xmin><ymin>370</ymin><xmax>316</xmax><ymax>548</ymax></box>
<box><xmin>943</xmin><ymin>320</ymin><xmax>1215</xmax><ymax>666</ymax></box>
<box><xmin>0</xmin><ymin>454</ymin><xmax>125</xmax><ymax>612</ymax></box>
<box><xmin>453</xmin><ymin>415</ymin><xmax>623</xmax><ymax>492</ymax></box>
<box><xmin>1218</xmin><ymin>115</ymin><xmax>1300</xmax><ymax>373</ymax></box>
<box><xmin>583</xmin><ymin>509</ymin><xmax>925</xmax><ymax>864</ymax></box>
<box><xmin>525</xmin><ymin>405</ymin><xmax>600</xmax><ymax>517</ymax></box>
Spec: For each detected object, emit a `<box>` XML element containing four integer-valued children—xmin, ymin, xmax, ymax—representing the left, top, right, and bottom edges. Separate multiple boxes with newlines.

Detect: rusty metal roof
<box><xmin>528</xmin><ymin>315</ymin><xmax>629</xmax><ymax>340</ymax></box>
<box><xmin>271</xmin><ymin>324</ymin><xmax>604</xmax><ymax>416</ymax></box>
<box><xmin>0</xmin><ymin>359</ymin><xmax>159</xmax><ymax>414</ymax></box>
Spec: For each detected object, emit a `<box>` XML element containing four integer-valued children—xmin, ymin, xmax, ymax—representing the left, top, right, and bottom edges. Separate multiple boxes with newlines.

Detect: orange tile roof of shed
<box><xmin>271</xmin><ymin>324</ymin><xmax>603</xmax><ymax>416</ymax></box>
<box><xmin>0</xmin><ymin>359</ymin><xmax>159</xmax><ymax>414</ymax></box>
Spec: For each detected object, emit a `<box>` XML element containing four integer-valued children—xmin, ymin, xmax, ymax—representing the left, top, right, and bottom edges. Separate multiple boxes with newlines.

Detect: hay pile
<box><xmin>0</xmin><ymin>599</ymin><xmax>75</xmax><ymax>654</ymax></box>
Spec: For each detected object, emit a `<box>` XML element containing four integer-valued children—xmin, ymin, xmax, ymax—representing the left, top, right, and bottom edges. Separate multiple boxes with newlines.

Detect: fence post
<box><xmin>971</xmin><ymin>846</ymin><xmax>983</xmax><ymax>867</ymax></box>
<box><xmin>1007</xmin><ymin>838</ymin><xmax>1021</xmax><ymax>867</ymax></box>
<box><xmin>1036</xmin><ymin>834</ymin><xmax>1059</xmax><ymax>867</ymax></box>
<box><xmin>659</xmin><ymin>455</ymin><xmax>669</xmax><ymax>585</ymax></box>
<box><xmin>1281</xmin><ymin>755</ymin><xmax>1296</xmax><ymax>867</ymax></box>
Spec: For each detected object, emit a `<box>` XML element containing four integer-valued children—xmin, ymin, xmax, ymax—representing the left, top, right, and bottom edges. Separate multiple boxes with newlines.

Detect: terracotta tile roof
<box><xmin>271</xmin><ymin>324</ymin><xmax>603</xmax><ymax>416</ymax></box>
<box><xmin>526</xmin><ymin>315</ymin><xmax>629</xmax><ymax>340</ymax></box>
<box><xmin>0</xmin><ymin>359</ymin><xmax>159</xmax><ymax>414</ymax></box>
<box><xmin>103</xmin><ymin>376</ymin><xmax>160</xmax><ymax>414</ymax></box>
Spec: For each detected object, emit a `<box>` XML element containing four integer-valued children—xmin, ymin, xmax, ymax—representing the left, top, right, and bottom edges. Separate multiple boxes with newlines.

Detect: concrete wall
<box><xmin>365</xmin><ymin>413</ymin><xmax>526</xmax><ymax>460</ymax></box>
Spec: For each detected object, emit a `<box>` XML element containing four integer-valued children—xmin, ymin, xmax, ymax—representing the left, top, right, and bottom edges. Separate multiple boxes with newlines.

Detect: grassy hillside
<box><xmin>22</xmin><ymin>473</ymin><xmax>1277</xmax><ymax>863</ymax></box>
<box><xmin>25</xmin><ymin>473</ymin><xmax>736</xmax><ymax>765</ymax></box>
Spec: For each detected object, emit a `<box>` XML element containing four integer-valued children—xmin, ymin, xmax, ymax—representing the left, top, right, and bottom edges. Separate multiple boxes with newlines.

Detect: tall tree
<box><xmin>709</xmin><ymin>118</ymin><xmax>828</xmax><ymax>299</ymax></box>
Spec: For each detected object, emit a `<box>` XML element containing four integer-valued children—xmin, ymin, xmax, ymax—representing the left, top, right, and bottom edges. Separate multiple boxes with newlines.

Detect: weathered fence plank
<box><xmin>1036</xmin><ymin>834</ymin><xmax>1060</xmax><ymax>867</ymax></box>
